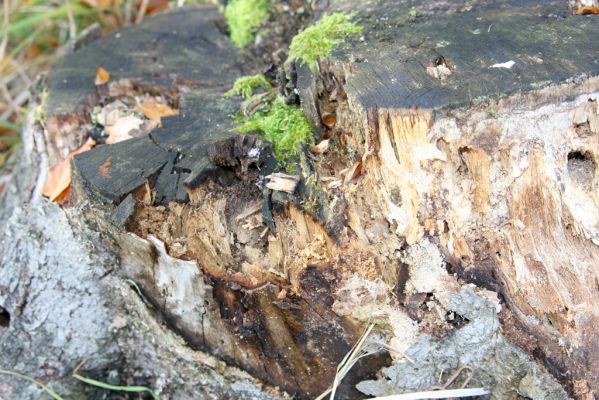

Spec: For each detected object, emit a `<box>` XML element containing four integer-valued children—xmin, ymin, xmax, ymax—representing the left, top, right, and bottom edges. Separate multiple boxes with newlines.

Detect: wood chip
<box><xmin>328</xmin><ymin>180</ymin><xmax>343</xmax><ymax>189</ymax></box>
<box><xmin>236</xmin><ymin>202</ymin><xmax>262</xmax><ymax>222</ymax></box>
<box><xmin>426</xmin><ymin>64</ymin><xmax>452</xmax><ymax>79</ymax></box>
<box><xmin>343</xmin><ymin>161</ymin><xmax>363</xmax><ymax>184</ymax></box>
<box><xmin>575</xmin><ymin>6</ymin><xmax>599</xmax><ymax>14</ymax></box>
<box><xmin>94</xmin><ymin>67</ymin><xmax>110</xmax><ymax>85</ymax></box>
<box><xmin>321</xmin><ymin>112</ymin><xmax>336</xmax><ymax>128</ymax></box>
<box><xmin>260</xmin><ymin>226</ymin><xmax>270</xmax><ymax>238</ymax></box>
<box><xmin>265</xmin><ymin>173</ymin><xmax>300</xmax><ymax>193</ymax></box>
<box><xmin>310</xmin><ymin>139</ymin><xmax>330</xmax><ymax>154</ymax></box>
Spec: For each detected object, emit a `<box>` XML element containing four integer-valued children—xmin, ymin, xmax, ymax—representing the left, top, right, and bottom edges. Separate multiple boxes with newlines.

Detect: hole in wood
<box><xmin>0</xmin><ymin>306</ymin><xmax>10</xmax><ymax>328</ymax></box>
<box><xmin>567</xmin><ymin>150</ymin><xmax>596</xmax><ymax>188</ymax></box>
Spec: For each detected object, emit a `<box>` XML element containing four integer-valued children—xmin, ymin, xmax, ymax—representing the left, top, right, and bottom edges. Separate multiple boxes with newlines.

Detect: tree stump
<box><xmin>1</xmin><ymin>1</ymin><xmax>598</xmax><ymax>399</ymax></box>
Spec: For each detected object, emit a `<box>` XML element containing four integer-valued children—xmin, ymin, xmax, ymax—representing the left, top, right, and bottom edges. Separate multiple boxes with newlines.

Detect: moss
<box><xmin>236</xmin><ymin>97</ymin><xmax>313</xmax><ymax>164</ymax></box>
<box><xmin>225</xmin><ymin>74</ymin><xmax>271</xmax><ymax>99</ymax></box>
<box><xmin>287</xmin><ymin>12</ymin><xmax>362</xmax><ymax>69</ymax></box>
<box><xmin>33</xmin><ymin>90</ymin><xmax>48</xmax><ymax>128</ymax></box>
<box><xmin>224</xmin><ymin>0</ymin><xmax>270</xmax><ymax>47</ymax></box>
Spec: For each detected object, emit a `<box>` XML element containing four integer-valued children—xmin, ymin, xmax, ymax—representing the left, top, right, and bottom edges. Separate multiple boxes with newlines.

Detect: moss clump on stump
<box><xmin>225</xmin><ymin>74</ymin><xmax>271</xmax><ymax>99</ymax></box>
<box><xmin>224</xmin><ymin>0</ymin><xmax>270</xmax><ymax>47</ymax></box>
<box><xmin>287</xmin><ymin>12</ymin><xmax>362</xmax><ymax>69</ymax></box>
<box><xmin>237</xmin><ymin>97</ymin><xmax>313</xmax><ymax>163</ymax></box>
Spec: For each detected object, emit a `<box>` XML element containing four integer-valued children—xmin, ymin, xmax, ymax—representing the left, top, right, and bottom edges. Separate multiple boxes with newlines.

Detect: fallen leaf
<box><xmin>105</xmin><ymin>115</ymin><xmax>144</xmax><ymax>144</ymax></box>
<box><xmin>136</xmin><ymin>99</ymin><xmax>178</xmax><ymax>126</ymax></box>
<box><xmin>575</xmin><ymin>6</ymin><xmax>599</xmax><ymax>14</ymax></box>
<box><xmin>43</xmin><ymin>138</ymin><xmax>96</xmax><ymax>201</ymax></box>
<box><xmin>146</xmin><ymin>0</ymin><xmax>170</xmax><ymax>14</ymax></box>
<box><xmin>95</xmin><ymin>67</ymin><xmax>110</xmax><ymax>85</ymax></box>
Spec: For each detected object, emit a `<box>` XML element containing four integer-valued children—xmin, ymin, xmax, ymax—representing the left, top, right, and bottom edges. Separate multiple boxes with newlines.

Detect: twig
<box><xmin>236</xmin><ymin>202</ymin><xmax>262</xmax><ymax>221</ymax></box>
<box><xmin>135</xmin><ymin>0</ymin><xmax>150</xmax><ymax>24</ymax></box>
<box><xmin>0</xmin><ymin>82</ymin><xmax>18</xmax><ymax>117</ymax></box>
<box><xmin>0</xmin><ymin>0</ymin><xmax>9</xmax><ymax>63</ymax></box>
<box><xmin>65</xmin><ymin>0</ymin><xmax>77</xmax><ymax>42</ymax></box>
<box><xmin>316</xmin><ymin>323</ymin><xmax>378</xmax><ymax>400</ymax></box>
<box><xmin>370</xmin><ymin>387</ymin><xmax>490</xmax><ymax>399</ymax></box>
<box><xmin>0</xmin><ymin>369</ymin><xmax>65</xmax><ymax>400</ymax></box>
<box><xmin>429</xmin><ymin>365</ymin><xmax>474</xmax><ymax>391</ymax></box>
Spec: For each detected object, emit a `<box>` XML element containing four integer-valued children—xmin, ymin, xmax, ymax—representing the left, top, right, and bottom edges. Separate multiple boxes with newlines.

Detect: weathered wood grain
<box><xmin>297</xmin><ymin>1</ymin><xmax>599</xmax><ymax>398</ymax></box>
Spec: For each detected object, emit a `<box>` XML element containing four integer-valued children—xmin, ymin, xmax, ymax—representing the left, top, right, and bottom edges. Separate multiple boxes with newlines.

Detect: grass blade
<box><xmin>0</xmin><ymin>369</ymin><xmax>65</xmax><ymax>400</ymax></box>
<box><xmin>73</xmin><ymin>373</ymin><xmax>159</xmax><ymax>400</ymax></box>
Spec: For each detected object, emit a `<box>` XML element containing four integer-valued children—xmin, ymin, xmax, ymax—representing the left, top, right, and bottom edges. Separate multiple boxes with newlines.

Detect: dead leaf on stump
<box><xmin>43</xmin><ymin>137</ymin><xmax>96</xmax><ymax>201</ymax></box>
<box><xmin>95</xmin><ymin>67</ymin><xmax>110</xmax><ymax>85</ymax></box>
<box><xmin>135</xmin><ymin>99</ymin><xmax>179</xmax><ymax>126</ymax></box>
<box><xmin>105</xmin><ymin>114</ymin><xmax>145</xmax><ymax>144</ymax></box>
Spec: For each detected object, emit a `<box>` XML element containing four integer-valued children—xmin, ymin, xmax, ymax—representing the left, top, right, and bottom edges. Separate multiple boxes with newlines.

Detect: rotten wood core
<box><xmin>43</xmin><ymin>0</ymin><xmax>599</xmax><ymax>399</ymax></box>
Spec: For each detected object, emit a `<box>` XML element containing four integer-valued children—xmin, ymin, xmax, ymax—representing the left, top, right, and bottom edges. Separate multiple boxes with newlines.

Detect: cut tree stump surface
<box><xmin>326</xmin><ymin>0</ymin><xmax>599</xmax><ymax>109</ymax></box>
<box><xmin>4</xmin><ymin>1</ymin><xmax>599</xmax><ymax>399</ymax></box>
<box><xmin>46</xmin><ymin>6</ymin><xmax>267</xmax><ymax>204</ymax></box>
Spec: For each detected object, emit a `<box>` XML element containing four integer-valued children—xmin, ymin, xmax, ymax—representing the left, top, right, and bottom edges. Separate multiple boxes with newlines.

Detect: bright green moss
<box><xmin>287</xmin><ymin>12</ymin><xmax>362</xmax><ymax>69</ymax></box>
<box><xmin>225</xmin><ymin>74</ymin><xmax>271</xmax><ymax>99</ymax></box>
<box><xmin>236</xmin><ymin>97</ymin><xmax>313</xmax><ymax>163</ymax></box>
<box><xmin>224</xmin><ymin>0</ymin><xmax>270</xmax><ymax>47</ymax></box>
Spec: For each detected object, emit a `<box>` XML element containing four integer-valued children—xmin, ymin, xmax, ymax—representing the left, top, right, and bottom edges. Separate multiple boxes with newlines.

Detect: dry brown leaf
<box><xmin>105</xmin><ymin>114</ymin><xmax>144</xmax><ymax>144</ymax></box>
<box><xmin>146</xmin><ymin>0</ymin><xmax>170</xmax><ymax>15</ymax></box>
<box><xmin>136</xmin><ymin>99</ymin><xmax>179</xmax><ymax>126</ymax></box>
<box><xmin>43</xmin><ymin>137</ymin><xmax>96</xmax><ymax>201</ymax></box>
<box><xmin>81</xmin><ymin>0</ymin><xmax>113</xmax><ymax>8</ymax></box>
<box><xmin>95</xmin><ymin>67</ymin><xmax>110</xmax><ymax>85</ymax></box>
<box><xmin>575</xmin><ymin>6</ymin><xmax>599</xmax><ymax>14</ymax></box>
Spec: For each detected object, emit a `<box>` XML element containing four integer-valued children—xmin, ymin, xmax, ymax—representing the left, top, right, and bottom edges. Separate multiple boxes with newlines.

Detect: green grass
<box><xmin>225</xmin><ymin>74</ymin><xmax>271</xmax><ymax>99</ymax></box>
<box><xmin>287</xmin><ymin>12</ymin><xmax>362</xmax><ymax>69</ymax></box>
<box><xmin>224</xmin><ymin>0</ymin><xmax>270</xmax><ymax>47</ymax></box>
<box><xmin>236</xmin><ymin>96</ymin><xmax>313</xmax><ymax>164</ymax></box>
<box><xmin>73</xmin><ymin>373</ymin><xmax>159</xmax><ymax>400</ymax></box>
<box><xmin>0</xmin><ymin>368</ymin><xmax>160</xmax><ymax>400</ymax></box>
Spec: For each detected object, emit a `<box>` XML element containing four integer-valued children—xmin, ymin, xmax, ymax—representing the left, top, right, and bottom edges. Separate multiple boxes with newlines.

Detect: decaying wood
<box><xmin>3</xmin><ymin>1</ymin><xmax>599</xmax><ymax>399</ymax></box>
<box><xmin>0</xmin><ymin>116</ymin><xmax>284</xmax><ymax>400</ymax></box>
<box><xmin>297</xmin><ymin>0</ymin><xmax>599</xmax><ymax>398</ymax></box>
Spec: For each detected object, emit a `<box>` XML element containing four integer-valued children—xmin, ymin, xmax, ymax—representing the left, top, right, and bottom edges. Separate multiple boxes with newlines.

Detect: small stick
<box><xmin>136</xmin><ymin>0</ymin><xmax>150</xmax><ymax>24</ymax></box>
<box><xmin>236</xmin><ymin>202</ymin><xmax>262</xmax><ymax>222</ymax></box>
<box><xmin>370</xmin><ymin>387</ymin><xmax>490</xmax><ymax>399</ymax></box>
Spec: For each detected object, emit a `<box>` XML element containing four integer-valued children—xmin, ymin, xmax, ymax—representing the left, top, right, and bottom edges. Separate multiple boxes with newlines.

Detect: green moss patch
<box><xmin>236</xmin><ymin>96</ymin><xmax>314</xmax><ymax>165</ymax></box>
<box><xmin>224</xmin><ymin>0</ymin><xmax>270</xmax><ymax>47</ymax></box>
<box><xmin>287</xmin><ymin>12</ymin><xmax>362</xmax><ymax>69</ymax></box>
<box><xmin>225</xmin><ymin>74</ymin><xmax>271</xmax><ymax>99</ymax></box>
